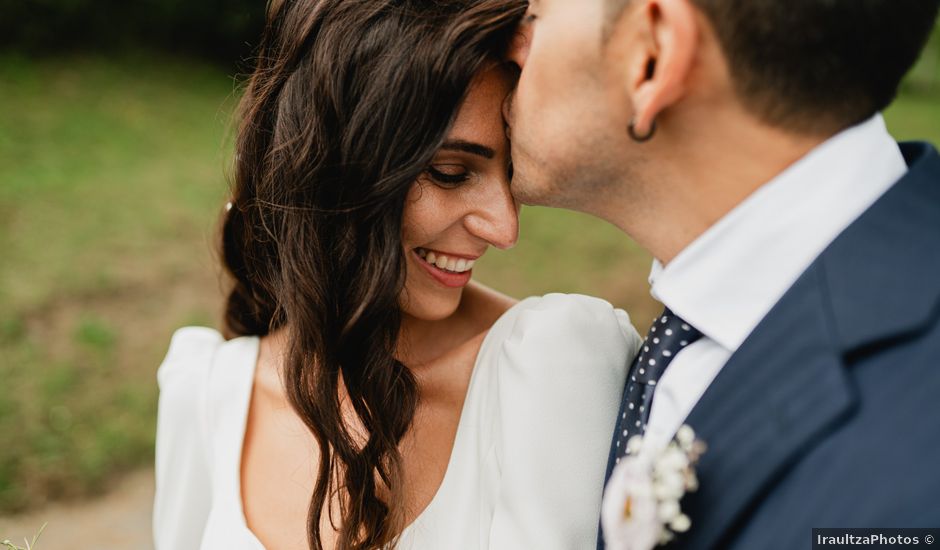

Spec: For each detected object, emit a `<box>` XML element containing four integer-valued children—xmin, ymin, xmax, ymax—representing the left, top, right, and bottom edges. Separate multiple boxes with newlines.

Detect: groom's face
<box><xmin>505</xmin><ymin>0</ymin><xmax>633</xmax><ymax>211</ymax></box>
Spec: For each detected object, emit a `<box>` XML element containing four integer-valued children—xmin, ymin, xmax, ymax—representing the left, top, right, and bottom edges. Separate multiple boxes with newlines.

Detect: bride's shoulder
<box><xmin>157</xmin><ymin>326</ymin><xmax>263</xmax><ymax>409</ymax></box>
<box><xmin>497</xmin><ymin>293</ymin><xmax>640</xmax><ymax>346</ymax></box>
<box><xmin>483</xmin><ymin>293</ymin><xmax>643</xmax><ymax>373</ymax></box>
<box><xmin>157</xmin><ymin>326</ymin><xmax>226</xmax><ymax>388</ymax></box>
<box><xmin>468</xmin><ymin>295</ymin><xmax>641</xmax><ymax>548</ymax></box>
<box><xmin>155</xmin><ymin>327</ymin><xmax>230</xmax><ymax>434</ymax></box>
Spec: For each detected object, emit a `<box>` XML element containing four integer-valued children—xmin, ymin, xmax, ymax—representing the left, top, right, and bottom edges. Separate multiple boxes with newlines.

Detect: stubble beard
<box><xmin>511</xmin><ymin>129</ymin><xmax>634</xmax><ymax>225</ymax></box>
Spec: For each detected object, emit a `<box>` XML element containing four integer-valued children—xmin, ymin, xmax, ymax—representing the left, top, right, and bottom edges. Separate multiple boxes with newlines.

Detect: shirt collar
<box><xmin>649</xmin><ymin>115</ymin><xmax>907</xmax><ymax>352</ymax></box>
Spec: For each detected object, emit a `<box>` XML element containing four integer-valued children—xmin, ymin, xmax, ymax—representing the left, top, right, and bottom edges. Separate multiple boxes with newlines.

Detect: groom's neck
<box><xmin>605</xmin><ymin>110</ymin><xmax>828</xmax><ymax>265</ymax></box>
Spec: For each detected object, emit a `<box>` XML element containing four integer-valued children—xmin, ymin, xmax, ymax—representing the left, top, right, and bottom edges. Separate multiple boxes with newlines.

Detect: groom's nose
<box><xmin>505</xmin><ymin>20</ymin><xmax>532</xmax><ymax>70</ymax></box>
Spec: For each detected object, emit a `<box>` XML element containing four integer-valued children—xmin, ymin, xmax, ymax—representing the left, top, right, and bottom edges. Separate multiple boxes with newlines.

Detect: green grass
<box><xmin>0</xmin><ymin>52</ymin><xmax>236</xmax><ymax>512</ymax></box>
<box><xmin>886</xmin><ymin>89</ymin><xmax>940</xmax><ymax>145</ymax></box>
<box><xmin>887</xmin><ymin>32</ymin><xmax>940</xmax><ymax>144</ymax></box>
<box><xmin>1</xmin><ymin>521</ymin><xmax>46</xmax><ymax>550</ymax></box>
<box><xmin>0</xmin><ymin>44</ymin><xmax>938</xmax><ymax>514</ymax></box>
<box><xmin>0</xmin><ymin>52</ymin><xmax>236</xmax><ymax>312</ymax></box>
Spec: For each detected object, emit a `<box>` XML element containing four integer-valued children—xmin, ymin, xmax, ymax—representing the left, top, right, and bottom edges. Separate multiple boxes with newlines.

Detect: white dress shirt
<box><xmin>640</xmin><ymin>114</ymin><xmax>908</xmax><ymax>456</ymax></box>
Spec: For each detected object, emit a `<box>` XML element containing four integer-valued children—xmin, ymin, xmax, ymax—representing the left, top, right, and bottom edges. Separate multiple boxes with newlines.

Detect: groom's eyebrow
<box><xmin>440</xmin><ymin>140</ymin><xmax>495</xmax><ymax>159</ymax></box>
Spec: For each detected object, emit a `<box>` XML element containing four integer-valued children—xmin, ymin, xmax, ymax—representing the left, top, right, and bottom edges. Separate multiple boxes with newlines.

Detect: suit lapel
<box><xmin>820</xmin><ymin>142</ymin><xmax>940</xmax><ymax>353</ymax></box>
<box><xmin>669</xmin><ymin>142</ymin><xmax>940</xmax><ymax>550</ymax></box>
<box><xmin>669</xmin><ymin>266</ymin><xmax>856</xmax><ymax>550</ymax></box>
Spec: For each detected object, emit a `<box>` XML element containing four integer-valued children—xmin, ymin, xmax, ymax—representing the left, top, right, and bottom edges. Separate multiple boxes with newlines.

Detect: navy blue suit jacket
<box><xmin>604</xmin><ymin>142</ymin><xmax>940</xmax><ymax>550</ymax></box>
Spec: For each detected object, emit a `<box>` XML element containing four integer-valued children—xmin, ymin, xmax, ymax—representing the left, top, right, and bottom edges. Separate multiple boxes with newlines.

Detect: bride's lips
<box><xmin>412</xmin><ymin>248</ymin><xmax>480</xmax><ymax>288</ymax></box>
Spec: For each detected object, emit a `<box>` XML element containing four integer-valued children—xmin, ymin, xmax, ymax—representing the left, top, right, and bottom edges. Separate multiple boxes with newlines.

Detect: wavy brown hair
<box><xmin>220</xmin><ymin>0</ymin><xmax>525</xmax><ymax>548</ymax></box>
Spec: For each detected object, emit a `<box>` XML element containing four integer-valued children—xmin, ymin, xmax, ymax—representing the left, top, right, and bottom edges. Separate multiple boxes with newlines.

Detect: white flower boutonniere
<box><xmin>601</xmin><ymin>425</ymin><xmax>706</xmax><ymax>550</ymax></box>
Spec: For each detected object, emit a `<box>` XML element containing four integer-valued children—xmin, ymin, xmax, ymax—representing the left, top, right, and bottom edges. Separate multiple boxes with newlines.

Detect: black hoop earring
<box><xmin>628</xmin><ymin>118</ymin><xmax>657</xmax><ymax>143</ymax></box>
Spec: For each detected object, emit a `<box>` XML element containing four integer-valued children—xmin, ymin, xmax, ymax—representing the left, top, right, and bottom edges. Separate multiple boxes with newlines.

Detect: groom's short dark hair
<box><xmin>608</xmin><ymin>0</ymin><xmax>940</xmax><ymax>134</ymax></box>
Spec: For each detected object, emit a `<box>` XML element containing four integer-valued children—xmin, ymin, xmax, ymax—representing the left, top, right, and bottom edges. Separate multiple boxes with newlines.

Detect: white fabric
<box><xmin>154</xmin><ymin>294</ymin><xmax>642</xmax><ymax>550</ymax></box>
<box><xmin>639</xmin><ymin>114</ymin><xmax>908</xmax><ymax>457</ymax></box>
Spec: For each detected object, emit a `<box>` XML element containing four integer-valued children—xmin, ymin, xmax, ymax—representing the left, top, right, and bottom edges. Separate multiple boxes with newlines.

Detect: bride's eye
<box><xmin>427</xmin><ymin>165</ymin><xmax>471</xmax><ymax>188</ymax></box>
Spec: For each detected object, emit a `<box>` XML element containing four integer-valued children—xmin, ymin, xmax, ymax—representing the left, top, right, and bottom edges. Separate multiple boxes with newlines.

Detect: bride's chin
<box><xmin>401</xmin><ymin>290</ymin><xmax>463</xmax><ymax>323</ymax></box>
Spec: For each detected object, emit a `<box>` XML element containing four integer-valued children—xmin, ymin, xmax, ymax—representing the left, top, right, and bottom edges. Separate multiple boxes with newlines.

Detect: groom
<box><xmin>505</xmin><ymin>0</ymin><xmax>940</xmax><ymax>548</ymax></box>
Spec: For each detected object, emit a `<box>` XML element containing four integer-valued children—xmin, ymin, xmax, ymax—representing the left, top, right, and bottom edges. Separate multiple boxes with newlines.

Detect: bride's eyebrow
<box><xmin>440</xmin><ymin>140</ymin><xmax>496</xmax><ymax>159</ymax></box>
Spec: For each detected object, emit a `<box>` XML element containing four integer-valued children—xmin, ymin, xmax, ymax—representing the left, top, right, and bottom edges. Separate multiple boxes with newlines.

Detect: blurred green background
<box><xmin>0</xmin><ymin>3</ymin><xmax>938</xmax><ymax>517</ymax></box>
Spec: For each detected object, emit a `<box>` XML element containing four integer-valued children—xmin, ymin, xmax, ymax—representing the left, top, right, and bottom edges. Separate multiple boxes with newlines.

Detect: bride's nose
<box><xmin>464</xmin><ymin>176</ymin><xmax>519</xmax><ymax>250</ymax></box>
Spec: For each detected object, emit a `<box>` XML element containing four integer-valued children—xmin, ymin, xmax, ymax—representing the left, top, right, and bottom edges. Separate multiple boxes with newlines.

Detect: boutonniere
<box><xmin>601</xmin><ymin>425</ymin><xmax>706</xmax><ymax>550</ymax></box>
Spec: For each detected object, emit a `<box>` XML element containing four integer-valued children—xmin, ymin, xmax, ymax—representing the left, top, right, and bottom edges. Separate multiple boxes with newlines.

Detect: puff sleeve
<box><xmin>152</xmin><ymin>327</ymin><xmax>223</xmax><ymax>550</ymax></box>
<box><xmin>487</xmin><ymin>294</ymin><xmax>642</xmax><ymax>550</ymax></box>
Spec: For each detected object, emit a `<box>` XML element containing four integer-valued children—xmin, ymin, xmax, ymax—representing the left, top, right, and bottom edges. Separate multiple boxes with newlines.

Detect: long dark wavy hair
<box><xmin>220</xmin><ymin>1</ymin><xmax>525</xmax><ymax>548</ymax></box>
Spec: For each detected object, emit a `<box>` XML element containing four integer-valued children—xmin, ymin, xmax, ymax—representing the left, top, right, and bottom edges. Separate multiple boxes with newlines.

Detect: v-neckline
<box><xmin>232</xmin><ymin>325</ymin><xmax>500</xmax><ymax>548</ymax></box>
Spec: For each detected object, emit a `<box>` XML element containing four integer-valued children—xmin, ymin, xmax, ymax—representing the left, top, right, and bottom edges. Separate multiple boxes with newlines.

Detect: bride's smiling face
<box><xmin>400</xmin><ymin>65</ymin><xmax>519</xmax><ymax>321</ymax></box>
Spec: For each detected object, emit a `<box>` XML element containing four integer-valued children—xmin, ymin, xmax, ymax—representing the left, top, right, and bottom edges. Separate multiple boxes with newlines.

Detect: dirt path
<box><xmin>0</xmin><ymin>468</ymin><xmax>154</xmax><ymax>550</ymax></box>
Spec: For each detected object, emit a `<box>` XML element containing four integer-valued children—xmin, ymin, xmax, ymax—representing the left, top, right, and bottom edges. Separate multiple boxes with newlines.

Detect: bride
<box><xmin>153</xmin><ymin>0</ymin><xmax>641</xmax><ymax>549</ymax></box>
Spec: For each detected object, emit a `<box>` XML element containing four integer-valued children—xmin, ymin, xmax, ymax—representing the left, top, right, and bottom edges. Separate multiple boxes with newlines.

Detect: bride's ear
<box><xmin>610</xmin><ymin>0</ymin><xmax>698</xmax><ymax>136</ymax></box>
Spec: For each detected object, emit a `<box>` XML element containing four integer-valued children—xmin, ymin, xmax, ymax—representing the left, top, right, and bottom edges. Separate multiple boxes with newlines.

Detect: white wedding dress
<box><xmin>153</xmin><ymin>293</ymin><xmax>641</xmax><ymax>550</ymax></box>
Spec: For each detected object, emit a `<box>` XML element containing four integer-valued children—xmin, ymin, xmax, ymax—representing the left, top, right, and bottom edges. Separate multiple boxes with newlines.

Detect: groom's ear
<box><xmin>610</xmin><ymin>0</ymin><xmax>698</xmax><ymax>136</ymax></box>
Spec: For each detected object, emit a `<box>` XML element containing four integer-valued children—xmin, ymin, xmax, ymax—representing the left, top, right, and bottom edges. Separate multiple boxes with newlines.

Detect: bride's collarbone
<box><xmin>242</xmin><ymin>335</ymin><xmax>478</xmax><ymax>549</ymax></box>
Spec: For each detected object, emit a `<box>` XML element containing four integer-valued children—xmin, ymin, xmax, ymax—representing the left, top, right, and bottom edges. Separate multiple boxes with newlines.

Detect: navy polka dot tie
<box><xmin>611</xmin><ymin>307</ymin><xmax>703</xmax><ymax>463</ymax></box>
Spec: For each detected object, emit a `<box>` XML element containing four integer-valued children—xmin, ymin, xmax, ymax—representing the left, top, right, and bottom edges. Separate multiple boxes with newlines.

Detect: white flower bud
<box><xmin>670</xmin><ymin>513</ymin><xmax>692</xmax><ymax>533</ymax></box>
<box><xmin>627</xmin><ymin>435</ymin><xmax>645</xmax><ymax>455</ymax></box>
<box><xmin>654</xmin><ymin>471</ymin><xmax>685</xmax><ymax>500</ymax></box>
<box><xmin>658</xmin><ymin>446</ymin><xmax>690</xmax><ymax>471</ymax></box>
<box><xmin>658</xmin><ymin>499</ymin><xmax>681</xmax><ymax>522</ymax></box>
<box><xmin>676</xmin><ymin>425</ymin><xmax>696</xmax><ymax>447</ymax></box>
